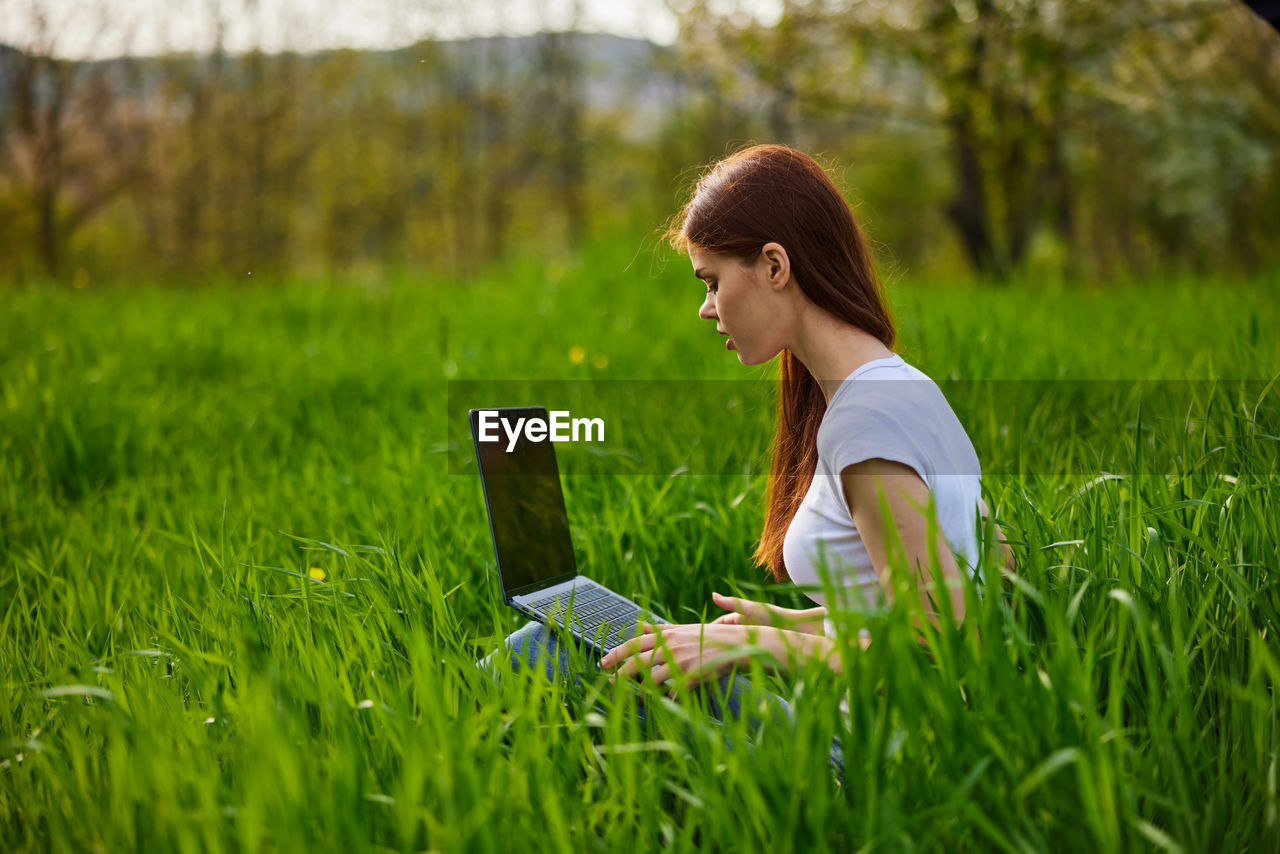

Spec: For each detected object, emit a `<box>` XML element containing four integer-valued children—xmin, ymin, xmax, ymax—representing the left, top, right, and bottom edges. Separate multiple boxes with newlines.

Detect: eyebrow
<box><xmin>693</xmin><ymin>267</ymin><xmax>710</xmax><ymax>280</ymax></box>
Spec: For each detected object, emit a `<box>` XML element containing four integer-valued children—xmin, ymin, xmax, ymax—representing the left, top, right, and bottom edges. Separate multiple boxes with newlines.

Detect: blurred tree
<box><xmin>665</xmin><ymin>0</ymin><xmax>1280</xmax><ymax>281</ymax></box>
<box><xmin>140</xmin><ymin>0</ymin><xmax>314</xmax><ymax>277</ymax></box>
<box><xmin>161</xmin><ymin>0</ymin><xmax>231</xmax><ymax>274</ymax></box>
<box><xmin>2</xmin><ymin>0</ymin><xmax>1272</xmax><ymax>285</ymax></box>
<box><xmin>530</xmin><ymin>0</ymin><xmax>588</xmax><ymax>246</ymax></box>
<box><xmin>475</xmin><ymin>36</ymin><xmax>516</xmax><ymax>262</ymax></box>
<box><xmin>0</xmin><ymin>0</ymin><xmax>149</xmax><ymax>280</ymax></box>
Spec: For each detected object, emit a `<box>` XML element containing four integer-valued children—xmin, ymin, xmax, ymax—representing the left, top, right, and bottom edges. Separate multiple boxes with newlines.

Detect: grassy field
<box><xmin>2</xmin><ymin>246</ymin><xmax>1279</xmax><ymax>852</ymax></box>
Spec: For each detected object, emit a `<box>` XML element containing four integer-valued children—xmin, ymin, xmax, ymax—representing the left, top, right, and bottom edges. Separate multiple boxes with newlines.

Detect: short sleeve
<box><xmin>817</xmin><ymin>385</ymin><xmax>934</xmax><ymax>488</ymax></box>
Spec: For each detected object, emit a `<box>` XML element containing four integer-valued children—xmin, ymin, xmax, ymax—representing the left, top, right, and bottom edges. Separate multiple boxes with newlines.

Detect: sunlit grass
<box><xmin>1</xmin><ymin>252</ymin><xmax>1278</xmax><ymax>851</ymax></box>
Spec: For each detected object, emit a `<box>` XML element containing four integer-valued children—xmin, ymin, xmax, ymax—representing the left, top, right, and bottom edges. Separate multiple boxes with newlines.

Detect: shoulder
<box><xmin>817</xmin><ymin>359</ymin><xmax>975</xmax><ymax>485</ymax></box>
<box><xmin>817</xmin><ymin>367</ymin><xmax>939</xmax><ymax>455</ymax></box>
<box><xmin>823</xmin><ymin>360</ymin><xmax>946</xmax><ymax>421</ymax></box>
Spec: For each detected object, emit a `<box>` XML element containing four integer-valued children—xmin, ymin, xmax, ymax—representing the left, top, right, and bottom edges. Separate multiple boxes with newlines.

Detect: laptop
<box><xmin>469</xmin><ymin>406</ymin><xmax>667</xmax><ymax>654</ymax></box>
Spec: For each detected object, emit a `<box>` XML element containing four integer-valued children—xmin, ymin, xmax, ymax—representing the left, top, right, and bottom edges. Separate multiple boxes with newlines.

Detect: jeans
<box><xmin>480</xmin><ymin>620</ymin><xmax>845</xmax><ymax>782</ymax></box>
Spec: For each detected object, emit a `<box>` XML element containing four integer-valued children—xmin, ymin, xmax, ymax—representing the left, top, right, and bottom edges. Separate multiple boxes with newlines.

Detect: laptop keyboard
<box><xmin>528</xmin><ymin>586</ymin><xmax>641</xmax><ymax>652</ymax></box>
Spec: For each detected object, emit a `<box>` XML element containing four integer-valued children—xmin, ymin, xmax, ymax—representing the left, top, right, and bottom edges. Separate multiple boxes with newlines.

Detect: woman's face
<box><xmin>691</xmin><ymin>246</ymin><xmax>787</xmax><ymax>366</ymax></box>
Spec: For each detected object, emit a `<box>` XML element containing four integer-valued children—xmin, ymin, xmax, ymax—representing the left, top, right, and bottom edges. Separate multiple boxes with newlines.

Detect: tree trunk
<box><xmin>945</xmin><ymin>109</ymin><xmax>1000</xmax><ymax>278</ymax></box>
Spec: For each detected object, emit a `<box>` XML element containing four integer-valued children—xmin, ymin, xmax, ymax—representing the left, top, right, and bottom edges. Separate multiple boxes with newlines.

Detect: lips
<box><xmin>725</xmin><ymin>337</ymin><xmax>736</xmax><ymax>351</ymax></box>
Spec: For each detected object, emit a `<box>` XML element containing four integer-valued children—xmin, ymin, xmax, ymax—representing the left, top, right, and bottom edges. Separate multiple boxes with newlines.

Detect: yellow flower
<box><xmin>309</xmin><ymin>567</ymin><xmax>327</xmax><ymax>582</ymax></box>
<box><xmin>569</xmin><ymin>345</ymin><xmax>586</xmax><ymax>365</ymax></box>
<box><xmin>592</xmin><ymin>353</ymin><xmax>609</xmax><ymax>370</ymax></box>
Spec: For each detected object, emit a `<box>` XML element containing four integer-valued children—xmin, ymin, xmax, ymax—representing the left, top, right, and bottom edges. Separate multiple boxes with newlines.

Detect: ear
<box><xmin>760</xmin><ymin>242</ymin><xmax>791</xmax><ymax>292</ymax></box>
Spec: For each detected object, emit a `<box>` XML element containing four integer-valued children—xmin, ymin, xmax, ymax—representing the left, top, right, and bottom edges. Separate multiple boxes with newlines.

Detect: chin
<box><xmin>736</xmin><ymin>346</ymin><xmax>780</xmax><ymax>367</ymax></box>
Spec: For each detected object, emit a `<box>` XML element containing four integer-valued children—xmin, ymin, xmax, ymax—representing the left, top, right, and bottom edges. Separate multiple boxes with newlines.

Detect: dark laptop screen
<box><xmin>470</xmin><ymin>408</ymin><xmax>577</xmax><ymax>597</ymax></box>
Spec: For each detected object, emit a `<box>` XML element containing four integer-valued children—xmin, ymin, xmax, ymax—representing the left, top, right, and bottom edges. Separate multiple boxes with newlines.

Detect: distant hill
<box><xmin>412</xmin><ymin>33</ymin><xmax>679</xmax><ymax>129</ymax></box>
<box><xmin>375</xmin><ymin>33</ymin><xmax>679</xmax><ymax>128</ymax></box>
<box><xmin>0</xmin><ymin>32</ymin><xmax>680</xmax><ymax>136</ymax></box>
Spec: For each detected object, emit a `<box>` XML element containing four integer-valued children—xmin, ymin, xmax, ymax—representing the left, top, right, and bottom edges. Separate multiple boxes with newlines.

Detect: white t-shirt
<box><xmin>781</xmin><ymin>354</ymin><xmax>984</xmax><ymax>613</ymax></box>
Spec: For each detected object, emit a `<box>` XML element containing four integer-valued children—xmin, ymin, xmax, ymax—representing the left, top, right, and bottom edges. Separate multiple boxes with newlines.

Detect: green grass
<box><xmin>2</xmin><ymin>247</ymin><xmax>1279</xmax><ymax>852</ymax></box>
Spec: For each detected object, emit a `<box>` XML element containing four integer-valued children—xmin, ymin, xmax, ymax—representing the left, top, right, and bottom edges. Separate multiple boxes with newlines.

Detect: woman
<box><xmin>599</xmin><ymin>143</ymin><xmax>1006</xmax><ymax>686</ymax></box>
<box><xmin>486</xmin><ymin>143</ymin><xmax>1006</xmax><ymax>770</ymax></box>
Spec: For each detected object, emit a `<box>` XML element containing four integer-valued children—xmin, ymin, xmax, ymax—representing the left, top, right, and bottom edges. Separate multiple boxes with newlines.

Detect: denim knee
<box><xmin>481</xmin><ymin>621</ymin><xmax>598</xmax><ymax>688</ymax></box>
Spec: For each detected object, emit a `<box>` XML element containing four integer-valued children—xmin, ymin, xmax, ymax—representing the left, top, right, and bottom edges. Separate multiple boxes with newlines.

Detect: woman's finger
<box><xmin>616</xmin><ymin>644</ymin><xmax>664</xmax><ymax>681</ymax></box>
<box><xmin>615</xmin><ymin>633</ymin><xmax>673</xmax><ymax>680</ymax></box>
<box><xmin>600</xmin><ymin>632</ymin><xmax>657</xmax><ymax>670</ymax></box>
<box><xmin>654</xmin><ymin>660</ymin><xmax>711</xmax><ymax>691</ymax></box>
<box><xmin>714</xmin><ymin>592</ymin><xmax>770</xmax><ymax>626</ymax></box>
<box><xmin>613</xmin><ymin>650</ymin><xmax>645</xmax><ymax>680</ymax></box>
<box><xmin>712</xmin><ymin>592</ymin><xmax>743</xmax><ymax>612</ymax></box>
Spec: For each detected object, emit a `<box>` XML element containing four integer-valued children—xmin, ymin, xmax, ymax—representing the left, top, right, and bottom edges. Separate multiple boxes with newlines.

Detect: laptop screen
<box><xmin>470</xmin><ymin>407</ymin><xmax>577</xmax><ymax>598</ymax></box>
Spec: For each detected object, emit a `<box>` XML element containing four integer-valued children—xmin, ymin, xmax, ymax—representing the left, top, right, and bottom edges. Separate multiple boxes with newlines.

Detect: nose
<box><xmin>698</xmin><ymin>291</ymin><xmax>717</xmax><ymax>321</ymax></box>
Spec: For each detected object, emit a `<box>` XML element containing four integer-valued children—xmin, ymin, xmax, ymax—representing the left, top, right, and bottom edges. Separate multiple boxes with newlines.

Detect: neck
<box><xmin>786</xmin><ymin>305</ymin><xmax>894</xmax><ymax>404</ymax></box>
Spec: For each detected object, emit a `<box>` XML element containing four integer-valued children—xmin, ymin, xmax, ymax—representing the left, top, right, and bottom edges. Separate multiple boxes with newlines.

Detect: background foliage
<box><xmin>1</xmin><ymin>0</ymin><xmax>1278</xmax><ymax>285</ymax></box>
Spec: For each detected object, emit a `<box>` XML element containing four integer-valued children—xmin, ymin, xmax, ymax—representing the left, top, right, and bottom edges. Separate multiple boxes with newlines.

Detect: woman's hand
<box><xmin>599</xmin><ymin>622</ymin><xmax>765</xmax><ymax>692</ymax></box>
<box><xmin>711</xmin><ymin>592</ymin><xmax>827</xmax><ymax>635</ymax></box>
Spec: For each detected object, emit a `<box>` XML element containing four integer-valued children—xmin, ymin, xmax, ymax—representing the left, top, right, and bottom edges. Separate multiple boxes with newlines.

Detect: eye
<box><xmin>705</xmin><ymin>281</ymin><xmax>718</xmax><ymax>294</ymax></box>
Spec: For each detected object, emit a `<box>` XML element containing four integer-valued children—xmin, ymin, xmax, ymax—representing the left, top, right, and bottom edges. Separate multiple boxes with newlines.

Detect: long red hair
<box><xmin>668</xmin><ymin>144</ymin><xmax>896</xmax><ymax>582</ymax></box>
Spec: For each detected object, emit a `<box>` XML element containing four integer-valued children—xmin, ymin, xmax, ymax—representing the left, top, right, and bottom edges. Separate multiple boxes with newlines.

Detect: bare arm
<box><xmin>839</xmin><ymin>458</ymin><xmax>967</xmax><ymax>629</ymax></box>
<box><xmin>602</xmin><ymin>620</ymin><xmax>868</xmax><ymax>684</ymax></box>
<box><xmin>757</xmin><ymin>623</ymin><xmax>874</xmax><ymax>676</ymax></box>
<box><xmin>607</xmin><ymin>462</ymin><xmax>1005</xmax><ymax>684</ymax></box>
<box><xmin>710</xmin><ymin>592</ymin><xmax>829</xmax><ymax>635</ymax></box>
